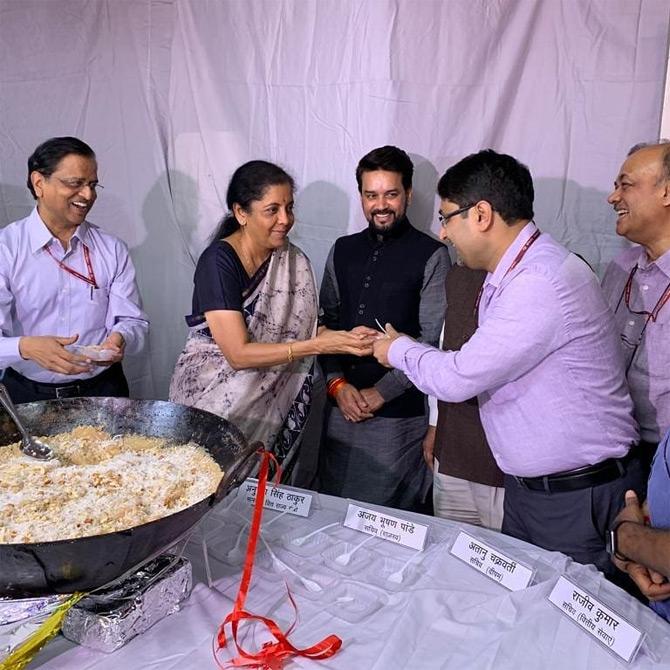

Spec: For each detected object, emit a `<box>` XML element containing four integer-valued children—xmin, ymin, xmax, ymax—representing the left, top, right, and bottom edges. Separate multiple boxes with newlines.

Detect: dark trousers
<box><xmin>2</xmin><ymin>364</ymin><xmax>129</xmax><ymax>403</ymax></box>
<box><xmin>501</xmin><ymin>455</ymin><xmax>646</xmax><ymax>579</ymax></box>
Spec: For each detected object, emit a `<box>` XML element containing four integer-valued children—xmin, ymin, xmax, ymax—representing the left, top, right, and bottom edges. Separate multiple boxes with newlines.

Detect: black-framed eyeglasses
<box><xmin>438</xmin><ymin>204</ymin><xmax>475</xmax><ymax>227</ymax></box>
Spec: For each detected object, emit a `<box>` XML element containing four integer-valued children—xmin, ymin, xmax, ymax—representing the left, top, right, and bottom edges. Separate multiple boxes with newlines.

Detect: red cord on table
<box><xmin>213</xmin><ymin>449</ymin><xmax>342</xmax><ymax>669</ymax></box>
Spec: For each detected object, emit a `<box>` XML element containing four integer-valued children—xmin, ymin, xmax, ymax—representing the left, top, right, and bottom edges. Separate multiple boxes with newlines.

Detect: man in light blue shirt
<box><xmin>0</xmin><ymin>136</ymin><xmax>148</xmax><ymax>401</ymax></box>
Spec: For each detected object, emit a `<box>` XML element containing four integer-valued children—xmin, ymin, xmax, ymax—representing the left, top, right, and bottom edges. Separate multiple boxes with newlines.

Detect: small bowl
<box><xmin>325</xmin><ymin>581</ymin><xmax>386</xmax><ymax>622</ymax></box>
<box><xmin>290</xmin><ymin>565</ymin><xmax>341</xmax><ymax>600</ymax></box>
<box><xmin>321</xmin><ymin>542</ymin><xmax>375</xmax><ymax>575</ymax></box>
<box><xmin>365</xmin><ymin>554</ymin><xmax>421</xmax><ymax>591</ymax></box>
<box><xmin>269</xmin><ymin>558</ymin><xmax>340</xmax><ymax>600</ymax></box>
<box><xmin>328</xmin><ymin>525</ymin><xmax>365</xmax><ymax>543</ymax></box>
<box><xmin>66</xmin><ymin>344</ymin><xmax>116</xmax><ymax>361</ymax></box>
<box><xmin>282</xmin><ymin>529</ymin><xmax>334</xmax><ymax>557</ymax></box>
<box><xmin>206</xmin><ymin>524</ymin><xmax>253</xmax><ymax>565</ymax></box>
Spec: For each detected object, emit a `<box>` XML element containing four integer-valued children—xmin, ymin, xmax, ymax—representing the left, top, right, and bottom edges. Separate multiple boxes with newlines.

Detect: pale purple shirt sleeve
<box><xmin>388</xmin><ymin>270</ymin><xmax>563</xmax><ymax>402</ymax></box>
<box><xmin>104</xmin><ymin>241</ymin><xmax>148</xmax><ymax>356</ymax></box>
<box><xmin>427</xmin><ymin>322</ymin><xmax>444</xmax><ymax>426</ymax></box>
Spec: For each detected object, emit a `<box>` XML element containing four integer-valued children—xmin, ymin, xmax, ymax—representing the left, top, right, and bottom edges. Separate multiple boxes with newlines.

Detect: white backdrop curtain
<box><xmin>0</xmin><ymin>0</ymin><xmax>668</xmax><ymax>399</ymax></box>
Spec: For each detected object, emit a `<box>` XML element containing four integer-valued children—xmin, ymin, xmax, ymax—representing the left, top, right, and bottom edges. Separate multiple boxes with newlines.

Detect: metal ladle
<box><xmin>0</xmin><ymin>383</ymin><xmax>53</xmax><ymax>460</ymax></box>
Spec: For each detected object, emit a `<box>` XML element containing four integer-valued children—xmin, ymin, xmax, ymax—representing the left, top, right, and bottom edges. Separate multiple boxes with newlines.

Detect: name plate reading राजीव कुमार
<box><xmin>548</xmin><ymin>576</ymin><xmax>644</xmax><ymax>663</ymax></box>
<box><xmin>449</xmin><ymin>531</ymin><xmax>534</xmax><ymax>591</ymax></box>
<box><xmin>343</xmin><ymin>503</ymin><xmax>428</xmax><ymax>550</ymax></box>
<box><xmin>242</xmin><ymin>479</ymin><xmax>312</xmax><ymax>517</ymax></box>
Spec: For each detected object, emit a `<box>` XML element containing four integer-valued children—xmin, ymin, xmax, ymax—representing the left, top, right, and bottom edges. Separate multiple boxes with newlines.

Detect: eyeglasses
<box><xmin>54</xmin><ymin>177</ymin><xmax>103</xmax><ymax>192</ymax></box>
<box><xmin>438</xmin><ymin>204</ymin><xmax>475</xmax><ymax>227</ymax></box>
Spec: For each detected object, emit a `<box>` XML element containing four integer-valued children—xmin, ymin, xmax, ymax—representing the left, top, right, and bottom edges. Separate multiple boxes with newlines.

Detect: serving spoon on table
<box><xmin>0</xmin><ymin>383</ymin><xmax>53</xmax><ymax>460</ymax></box>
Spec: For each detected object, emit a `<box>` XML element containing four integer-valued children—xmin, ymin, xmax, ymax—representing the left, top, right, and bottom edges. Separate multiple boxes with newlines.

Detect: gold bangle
<box><xmin>287</xmin><ymin>343</ymin><xmax>294</xmax><ymax>363</ymax></box>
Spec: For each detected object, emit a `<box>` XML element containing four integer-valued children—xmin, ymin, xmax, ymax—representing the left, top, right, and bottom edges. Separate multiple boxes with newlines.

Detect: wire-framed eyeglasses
<box><xmin>54</xmin><ymin>177</ymin><xmax>103</xmax><ymax>192</ymax></box>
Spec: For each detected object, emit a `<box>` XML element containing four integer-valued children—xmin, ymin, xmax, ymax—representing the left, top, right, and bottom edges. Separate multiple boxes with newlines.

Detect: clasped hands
<box><xmin>334</xmin><ymin>322</ymin><xmax>406</xmax><ymax>422</ymax></box>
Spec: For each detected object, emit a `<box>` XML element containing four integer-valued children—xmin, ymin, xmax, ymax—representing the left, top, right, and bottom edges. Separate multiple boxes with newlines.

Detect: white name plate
<box><xmin>450</xmin><ymin>531</ymin><xmax>534</xmax><ymax>591</ymax></box>
<box><xmin>242</xmin><ymin>479</ymin><xmax>312</xmax><ymax>517</ymax></box>
<box><xmin>343</xmin><ymin>503</ymin><xmax>428</xmax><ymax>550</ymax></box>
<box><xmin>548</xmin><ymin>576</ymin><xmax>644</xmax><ymax>663</ymax></box>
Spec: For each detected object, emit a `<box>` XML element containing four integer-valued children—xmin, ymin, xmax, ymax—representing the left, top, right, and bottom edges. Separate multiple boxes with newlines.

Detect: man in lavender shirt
<box><xmin>0</xmin><ymin>137</ymin><xmax>148</xmax><ymax>402</ymax></box>
<box><xmin>373</xmin><ymin>149</ymin><xmax>644</xmax><ymax>576</ymax></box>
<box><xmin>601</xmin><ymin>142</ymin><xmax>670</xmax><ymax>470</ymax></box>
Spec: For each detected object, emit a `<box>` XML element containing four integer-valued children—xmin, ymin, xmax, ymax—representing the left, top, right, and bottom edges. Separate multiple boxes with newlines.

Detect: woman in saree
<box><xmin>170</xmin><ymin>160</ymin><xmax>374</xmax><ymax>478</ymax></box>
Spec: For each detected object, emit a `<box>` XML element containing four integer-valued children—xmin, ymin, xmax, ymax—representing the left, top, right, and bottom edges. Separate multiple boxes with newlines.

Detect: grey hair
<box><xmin>626</xmin><ymin>140</ymin><xmax>670</xmax><ymax>182</ymax></box>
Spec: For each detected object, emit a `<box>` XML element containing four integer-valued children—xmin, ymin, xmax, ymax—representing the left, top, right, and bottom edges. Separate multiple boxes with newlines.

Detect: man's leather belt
<box><xmin>513</xmin><ymin>454</ymin><xmax>633</xmax><ymax>493</ymax></box>
<box><xmin>4</xmin><ymin>365</ymin><xmax>118</xmax><ymax>399</ymax></box>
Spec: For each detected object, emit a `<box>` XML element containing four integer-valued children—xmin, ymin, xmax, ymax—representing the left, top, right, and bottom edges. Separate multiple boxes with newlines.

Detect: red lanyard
<box><xmin>474</xmin><ymin>228</ymin><xmax>541</xmax><ymax>314</ymax></box>
<box><xmin>613</xmin><ymin>264</ymin><xmax>670</xmax><ymax>373</ymax></box>
<box><xmin>618</xmin><ymin>264</ymin><xmax>670</xmax><ymax>324</ymax></box>
<box><xmin>45</xmin><ymin>243</ymin><xmax>98</xmax><ymax>289</ymax></box>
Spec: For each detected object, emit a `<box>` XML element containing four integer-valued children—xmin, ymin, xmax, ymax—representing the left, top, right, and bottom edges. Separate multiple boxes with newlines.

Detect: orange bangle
<box><xmin>327</xmin><ymin>377</ymin><xmax>347</xmax><ymax>399</ymax></box>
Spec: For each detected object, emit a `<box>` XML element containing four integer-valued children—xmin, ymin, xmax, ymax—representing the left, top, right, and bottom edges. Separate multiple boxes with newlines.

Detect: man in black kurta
<box><xmin>318</xmin><ymin>146</ymin><xmax>450</xmax><ymax>510</ymax></box>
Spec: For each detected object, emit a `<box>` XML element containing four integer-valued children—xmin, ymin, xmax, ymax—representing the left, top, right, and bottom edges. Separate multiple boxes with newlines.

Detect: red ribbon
<box><xmin>214</xmin><ymin>449</ymin><xmax>342</xmax><ymax>669</ymax></box>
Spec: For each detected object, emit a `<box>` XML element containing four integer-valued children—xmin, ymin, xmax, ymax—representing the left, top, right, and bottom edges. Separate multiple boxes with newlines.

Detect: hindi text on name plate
<box><xmin>548</xmin><ymin>575</ymin><xmax>644</xmax><ymax>663</ymax></box>
<box><xmin>344</xmin><ymin>503</ymin><xmax>428</xmax><ymax>551</ymax></box>
<box><xmin>450</xmin><ymin>531</ymin><xmax>533</xmax><ymax>591</ymax></box>
<box><xmin>243</xmin><ymin>479</ymin><xmax>312</xmax><ymax>517</ymax></box>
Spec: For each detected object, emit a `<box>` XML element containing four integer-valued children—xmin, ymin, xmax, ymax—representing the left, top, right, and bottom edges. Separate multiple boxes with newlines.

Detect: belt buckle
<box><xmin>55</xmin><ymin>385</ymin><xmax>79</xmax><ymax>399</ymax></box>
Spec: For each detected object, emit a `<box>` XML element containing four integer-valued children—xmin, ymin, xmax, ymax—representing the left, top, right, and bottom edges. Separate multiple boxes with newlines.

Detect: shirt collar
<box><xmin>638</xmin><ymin>245</ymin><xmax>670</xmax><ymax>280</ymax></box>
<box><xmin>27</xmin><ymin>206</ymin><xmax>90</xmax><ymax>254</ymax></box>
<box><xmin>485</xmin><ymin>221</ymin><xmax>538</xmax><ymax>289</ymax></box>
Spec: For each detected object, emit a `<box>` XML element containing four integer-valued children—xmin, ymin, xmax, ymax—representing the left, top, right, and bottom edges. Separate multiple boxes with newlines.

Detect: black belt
<box><xmin>513</xmin><ymin>451</ymin><xmax>636</xmax><ymax>493</ymax></box>
<box><xmin>4</xmin><ymin>365</ymin><xmax>120</xmax><ymax>399</ymax></box>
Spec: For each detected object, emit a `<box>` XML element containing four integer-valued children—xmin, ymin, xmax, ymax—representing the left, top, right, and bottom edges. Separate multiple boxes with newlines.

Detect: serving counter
<box><xmin>32</xmin><ymin>484</ymin><xmax>670</xmax><ymax>669</ymax></box>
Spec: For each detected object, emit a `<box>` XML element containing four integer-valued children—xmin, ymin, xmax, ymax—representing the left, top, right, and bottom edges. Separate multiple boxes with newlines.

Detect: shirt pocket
<box><xmin>84</xmin><ymin>284</ymin><xmax>110</xmax><ymax>328</ymax></box>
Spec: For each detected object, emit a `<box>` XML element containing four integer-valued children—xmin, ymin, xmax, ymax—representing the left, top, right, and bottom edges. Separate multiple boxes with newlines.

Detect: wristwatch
<box><xmin>605</xmin><ymin>520</ymin><xmax>634</xmax><ymax>562</ymax></box>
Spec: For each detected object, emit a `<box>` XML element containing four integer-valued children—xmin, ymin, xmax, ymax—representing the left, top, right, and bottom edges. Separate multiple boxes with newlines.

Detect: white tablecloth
<box><xmin>33</xmin><ymin>486</ymin><xmax>670</xmax><ymax>669</ymax></box>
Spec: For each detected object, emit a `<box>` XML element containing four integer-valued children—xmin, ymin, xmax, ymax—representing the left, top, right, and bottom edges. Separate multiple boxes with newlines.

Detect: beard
<box><xmin>366</xmin><ymin>206</ymin><xmax>407</xmax><ymax>237</ymax></box>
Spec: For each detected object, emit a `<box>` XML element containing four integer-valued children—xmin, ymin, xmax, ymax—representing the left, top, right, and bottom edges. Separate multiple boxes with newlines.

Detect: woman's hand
<box><xmin>315</xmin><ymin>327</ymin><xmax>376</xmax><ymax>356</ymax></box>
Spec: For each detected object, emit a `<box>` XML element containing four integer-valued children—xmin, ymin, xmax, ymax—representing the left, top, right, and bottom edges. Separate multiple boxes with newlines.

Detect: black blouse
<box><xmin>186</xmin><ymin>240</ymin><xmax>250</xmax><ymax>326</ymax></box>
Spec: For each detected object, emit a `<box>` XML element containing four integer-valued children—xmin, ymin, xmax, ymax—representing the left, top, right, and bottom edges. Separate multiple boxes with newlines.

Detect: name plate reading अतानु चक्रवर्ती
<box><xmin>449</xmin><ymin>530</ymin><xmax>534</xmax><ymax>591</ymax></box>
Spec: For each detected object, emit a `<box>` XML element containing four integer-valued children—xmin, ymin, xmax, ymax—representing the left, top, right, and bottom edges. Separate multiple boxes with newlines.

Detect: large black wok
<box><xmin>0</xmin><ymin>397</ymin><xmax>259</xmax><ymax>597</ymax></box>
